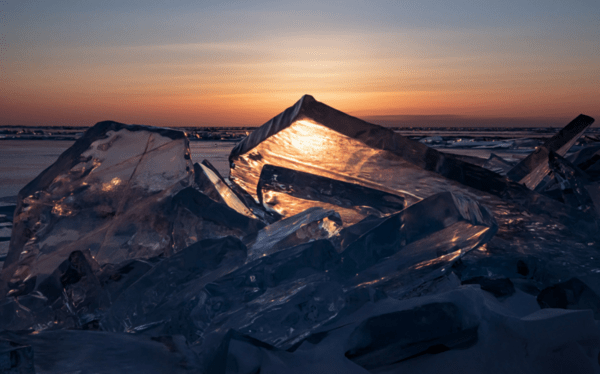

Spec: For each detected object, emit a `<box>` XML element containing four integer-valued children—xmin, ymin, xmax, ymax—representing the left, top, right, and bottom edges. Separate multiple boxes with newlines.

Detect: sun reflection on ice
<box><xmin>101</xmin><ymin>177</ymin><xmax>122</xmax><ymax>192</ymax></box>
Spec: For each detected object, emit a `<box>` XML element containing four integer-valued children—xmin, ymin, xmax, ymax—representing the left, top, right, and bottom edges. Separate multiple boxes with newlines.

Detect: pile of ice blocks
<box><xmin>1</xmin><ymin>96</ymin><xmax>599</xmax><ymax>373</ymax></box>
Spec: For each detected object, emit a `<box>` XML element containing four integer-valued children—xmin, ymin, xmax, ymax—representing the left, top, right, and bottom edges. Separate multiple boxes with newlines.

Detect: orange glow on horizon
<box><xmin>3</xmin><ymin>2</ymin><xmax>598</xmax><ymax>128</ymax></box>
<box><xmin>3</xmin><ymin>85</ymin><xmax>597</xmax><ymax>128</ymax></box>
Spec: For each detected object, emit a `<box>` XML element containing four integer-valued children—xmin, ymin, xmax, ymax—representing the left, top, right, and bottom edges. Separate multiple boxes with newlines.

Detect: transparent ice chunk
<box><xmin>243</xmin><ymin>207</ymin><xmax>342</xmax><ymax>262</ymax></box>
<box><xmin>191</xmin><ymin>190</ymin><xmax>495</xmax><ymax>349</ymax></box>
<box><xmin>194</xmin><ymin>161</ymin><xmax>257</xmax><ymax>219</ymax></box>
<box><xmin>195</xmin><ymin>160</ymin><xmax>280</xmax><ymax>224</ymax></box>
<box><xmin>101</xmin><ymin>236</ymin><xmax>247</xmax><ymax>341</ymax></box>
<box><xmin>192</xmin><ymin>240</ymin><xmax>345</xmax><ymax>349</ymax></box>
<box><xmin>257</xmin><ymin>164</ymin><xmax>405</xmax><ymax>226</ymax></box>
<box><xmin>534</xmin><ymin>152</ymin><xmax>597</xmax><ymax>216</ymax></box>
<box><xmin>335</xmin><ymin>192</ymin><xmax>498</xmax><ymax>297</ymax></box>
<box><xmin>507</xmin><ymin>114</ymin><xmax>595</xmax><ymax>189</ymax></box>
<box><xmin>1</xmin><ymin>121</ymin><xmax>194</xmax><ymax>297</ymax></box>
<box><xmin>192</xmin><ymin>162</ymin><xmax>227</xmax><ymax>205</ymax></box>
<box><xmin>170</xmin><ymin>187</ymin><xmax>265</xmax><ymax>251</ymax></box>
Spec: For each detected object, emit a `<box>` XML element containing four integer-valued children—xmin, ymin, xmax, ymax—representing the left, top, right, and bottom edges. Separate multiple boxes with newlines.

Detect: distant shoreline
<box><xmin>2</xmin><ymin>125</ymin><xmax>600</xmax><ymax>142</ymax></box>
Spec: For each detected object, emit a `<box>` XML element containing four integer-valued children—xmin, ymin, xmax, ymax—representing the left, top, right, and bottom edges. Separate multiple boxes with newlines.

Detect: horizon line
<box><xmin>1</xmin><ymin>113</ymin><xmax>594</xmax><ymax>129</ymax></box>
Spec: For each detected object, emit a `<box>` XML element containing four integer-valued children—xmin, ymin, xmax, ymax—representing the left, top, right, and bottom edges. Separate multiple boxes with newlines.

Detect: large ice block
<box><xmin>192</xmin><ymin>191</ymin><xmax>495</xmax><ymax>350</ymax></box>
<box><xmin>228</xmin><ymin>95</ymin><xmax>597</xmax><ymax>241</ymax></box>
<box><xmin>257</xmin><ymin>164</ymin><xmax>405</xmax><ymax>226</ymax></box>
<box><xmin>0</xmin><ymin>121</ymin><xmax>194</xmax><ymax>298</ymax></box>
<box><xmin>507</xmin><ymin>114</ymin><xmax>595</xmax><ymax>189</ymax></box>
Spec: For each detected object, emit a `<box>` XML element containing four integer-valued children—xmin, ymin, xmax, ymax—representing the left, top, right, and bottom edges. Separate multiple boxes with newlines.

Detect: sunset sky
<box><xmin>1</xmin><ymin>0</ymin><xmax>598</xmax><ymax>127</ymax></box>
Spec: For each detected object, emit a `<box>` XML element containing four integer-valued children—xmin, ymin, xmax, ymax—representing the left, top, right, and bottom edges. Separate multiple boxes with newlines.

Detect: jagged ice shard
<box><xmin>507</xmin><ymin>114</ymin><xmax>595</xmax><ymax>190</ymax></box>
<box><xmin>193</xmin><ymin>161</ymin><xmax>258</xmax><ymax>220</ymax></box>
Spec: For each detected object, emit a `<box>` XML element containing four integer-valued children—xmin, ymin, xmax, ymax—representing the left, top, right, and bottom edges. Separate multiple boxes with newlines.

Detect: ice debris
<box><xmin>507</xmin><ymin>114</ymin><xmax>595</xmax><ymax>189</ymax></box>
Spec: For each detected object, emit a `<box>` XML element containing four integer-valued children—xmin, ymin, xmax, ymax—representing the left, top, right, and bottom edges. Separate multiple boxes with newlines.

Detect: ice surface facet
<box><xmin>257</xmin><ymin>164</ymin><xmax>405</xmax><ymax>226</ymax></box>
<box><xmin>1</xmin><ymin>121</ymin><xmax>194</xmax><ymax>297</ymax></box>
<box><xmin>192</xmin><ymin>162</ymin><xmax>227</xmax><ymax>205</ymax></box>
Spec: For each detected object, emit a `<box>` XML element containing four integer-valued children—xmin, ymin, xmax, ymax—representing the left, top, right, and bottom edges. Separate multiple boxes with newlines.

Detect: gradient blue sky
<box><xmin>1</xmin><ymin>0</ymin><xmax>599</xmax><ymax>127</ymax></box>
